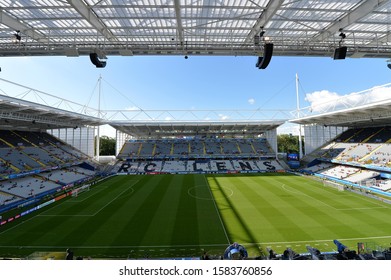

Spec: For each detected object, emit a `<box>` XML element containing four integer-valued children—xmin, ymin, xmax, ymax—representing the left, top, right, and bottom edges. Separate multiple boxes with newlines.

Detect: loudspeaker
<box><xmin>89</xmin><ymin>53</ymin><xmax>100</xmax><ymax>65</ymax></box>
<box><xmin>255</xmin><ymin>56</ymin><xmax>263</xmax><ymax>68</ymax></box>
<box><xmin>333</xmin><ymin>46</ymin><xmax>347</xmax><ymax>60</ymax></box>
<box><xmin>256</xmin><ymin>43</ymin><xmax>274</xmax><ymax>69</ymax></box>
<box><xmin>89</xmin><ymin>53</ymin><xmax>107</xmax><ymax>68</ymax></box>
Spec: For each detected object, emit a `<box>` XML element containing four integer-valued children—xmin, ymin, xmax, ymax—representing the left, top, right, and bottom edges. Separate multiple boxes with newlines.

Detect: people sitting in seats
<box><xmin>333</xmin><ymin>239</ymin><xmax>358</xmax><ymax>260</ymax></box>
<box><xmin>268</xmin><ymin>249</ymin><xmax>277</xmax><ymax>260</ymax></box>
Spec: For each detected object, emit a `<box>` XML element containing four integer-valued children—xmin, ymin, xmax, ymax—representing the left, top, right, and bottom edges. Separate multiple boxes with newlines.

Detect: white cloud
<box><xmin>305</xmin><ymin>86</ymin><xmax>391</xmax><ymax>113</ymax></box>
<box><xmin>248</xmin><ymin>98</ymin><xmax>255</xmax><ymax>105</ymax></box>
<box><xmin>218</xmin><ymin>114</ymin><xmax>229</xmax><ymax>120</ymax></box>
<box><xmin>124</xmin><ymin>106</ymin><xmax>139</xmax><ymax>111</ymax></box>
<box><xmin>304</xmin><ymin>90</ymin><xmax>341</xmax><ymax>112</ymax></box>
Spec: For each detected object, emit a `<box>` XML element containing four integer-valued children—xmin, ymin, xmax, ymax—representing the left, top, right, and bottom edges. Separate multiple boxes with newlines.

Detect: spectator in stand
<box><xmin>65</xmin><ymin>248</ymin><xmax>74</xmax><ymax>260</ymax></box>
<box><xmin>201</xmin><ymin>250</ymin><xmax>210</xmax><ymax>260</ymax></box>
<box><xmin>268</xmin><ymin>249</ymin><xmax>277</xmax><ymax>260</ymax></box>
<box><xmin>333</xmin><ymin>239</ymin><xmax>348</xmax><ymax>253</ymax></box>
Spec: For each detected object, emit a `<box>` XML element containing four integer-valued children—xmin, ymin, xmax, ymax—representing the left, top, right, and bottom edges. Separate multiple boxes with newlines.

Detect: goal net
<box><xmin>322</xmin><ymin>179</ymin><xmax>345</xmax><ymax>191</ymax></box>
<box><xmin>71</xmin><ymin>184</ymin><xmax>90</xmax><ymax>197</ymax></box>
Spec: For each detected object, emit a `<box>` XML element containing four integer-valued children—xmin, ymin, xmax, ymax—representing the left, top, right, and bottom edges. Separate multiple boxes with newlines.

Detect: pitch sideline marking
<box><xmin>2</xmin><ymin>234</ymin><xmax>391</xmax><ymax>249</ymax></box>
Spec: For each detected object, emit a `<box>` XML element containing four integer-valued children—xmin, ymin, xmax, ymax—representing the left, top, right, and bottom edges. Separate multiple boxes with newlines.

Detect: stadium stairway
<box><xmin>117</xmin><ymin>144</ymin><xmax>126</xmax><ymax>156</ymax></box>
<box><xmin>43</xmin><ymin>140</ymin><xmax>72</xmax><ymax>164</ymax></box>
<box><xmin>12</xmin><ymin>131</ymin><xmax>65</xmax><ymax>165</ymax></box>
<box><xmin>362</xmin><ymin>127</ymin><xmax>384</xmax><ymax>143</ymax></box>
<box><xmin>20</xmin><ymin>148</ymin><xmax>47</xmax><ymax>167</ymax></box>
<box><xmin>344</xmin><ymin>129</ymin><xmax>364</xmax><ymax>143</ymax></box>
<box><xmin>251</xmin><ymin>143</ymin><xmax>257</xmax><ymax>154</ymax></box>
<box><xmin>152</xmin><ymin>144</ymin><xmax>156</xmax><ymax>156</ymax></box>
<box><xmin>0</xmin><ymin>137</ymin><xmax>15</xmax><ymax>148</ymax></box>
<box><xmin>358</xmin><ymin>144</ymin><xmax>384</xmax><ymax>163</ymax></box>
<box><xmin>0</xmin><ymin>153</ymin><xmax>21</xmax><ymax>173</ymax></box>
<box><xmin>11</xmin><ymin>131</ymin><xmax>36</xmax><ymax>147</ymax></box>
<box><xmin>236</xmin><ymin>143</ymin><xmax>242</xmax><ymax>154</ymax></box>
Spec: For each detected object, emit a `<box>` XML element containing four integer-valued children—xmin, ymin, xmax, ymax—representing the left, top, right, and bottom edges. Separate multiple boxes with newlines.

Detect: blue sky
<box><xmin>0</xmin><ymin>54</ymin><xmax>390</xmax><ymax>136</ymax></box>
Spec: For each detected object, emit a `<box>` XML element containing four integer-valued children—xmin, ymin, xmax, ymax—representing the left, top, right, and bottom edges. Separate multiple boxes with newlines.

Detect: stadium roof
<box><xmin>110</xmin><ymin>120</ymin><xmax>284</xmax><ymax>138</ymax></box>
<box><xmin>290</xmin><ymin>83</ymin><xmax>391</xmax><ymax>127</ymax></box>
<box><xmin>0</xmin><ymin>94</ymin><xmax>102</xmax><ymax>131</ymax></box>
<box><xmin>291</xmin><ymin>101</ymin><xmax>391</xmax><ymax>128</ymax></box>
<box><xmin>0</xmin><ymin>77</ymin><xmax>289</xmax><ymax>135</ymax></box>
<box><xmin>1</xmin><ymin>0</ymin><xmax>391</xmax><ymax>59</ymax></box>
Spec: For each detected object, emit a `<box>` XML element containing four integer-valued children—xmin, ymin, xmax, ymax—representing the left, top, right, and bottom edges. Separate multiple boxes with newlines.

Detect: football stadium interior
<box><xmin>1</xmin><ymin>0</ymin><xmax>391</xmax><ymax>260</ymax></box>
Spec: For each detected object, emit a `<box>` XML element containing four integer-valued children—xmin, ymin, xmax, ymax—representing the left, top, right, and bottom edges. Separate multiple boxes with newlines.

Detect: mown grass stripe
<box><xmin>2</xmin><ymin>173</ymin><xmax>391</xmax><ymax>259</ymax></box>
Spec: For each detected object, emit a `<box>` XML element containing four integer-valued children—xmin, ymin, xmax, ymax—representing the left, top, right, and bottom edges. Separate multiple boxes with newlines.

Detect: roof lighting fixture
<box><xmin>13</xmin><ymin>30</ymin><xmax>21</xmax><ymax>43</ymax></box>
<box><xmin>334</xmin><ymin>30</ymin><xmax>347</xmax><ymax>60</ymax></box>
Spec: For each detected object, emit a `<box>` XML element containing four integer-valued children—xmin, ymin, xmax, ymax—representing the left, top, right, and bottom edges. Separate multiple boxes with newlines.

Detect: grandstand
<box><xmin>117</xmin><ymin>137</ymin><xmax>275</xmax><ymax>160</ymax></box>
<box><xmin>0</xmin><ymin>130</ymin><xmax>98</xmax><ymax>210</ymax></box>
<box><xmin>293</xmin><ymin>85</ymin><xmax>391</xmax><ymax>200</ymax></box>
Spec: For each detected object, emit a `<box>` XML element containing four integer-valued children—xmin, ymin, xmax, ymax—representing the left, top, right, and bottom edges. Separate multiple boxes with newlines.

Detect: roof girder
<box><xmin>311</xmin><ymin>0</ymin><xmax>390</xmax><ymax>43</ymax></box>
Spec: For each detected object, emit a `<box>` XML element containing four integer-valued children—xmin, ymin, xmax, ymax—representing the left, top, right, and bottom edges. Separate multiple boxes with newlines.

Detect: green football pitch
<box><xmin>1</xmin><ymin>173</ymin><xmax>391</xmax><ymax>259</ymax></box>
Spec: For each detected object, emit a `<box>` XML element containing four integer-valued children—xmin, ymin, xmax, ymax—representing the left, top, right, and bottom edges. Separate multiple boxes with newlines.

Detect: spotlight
<box><xmin>254</xmin><ymin>35</ymin><xmax>260</xmax><ymax>46</ymax></box>
<box><xmin>13</xmin><ymin>30</ymin><xmax>21</xmax><ymax>43</ymax></box>
<box><xmin>334</xmin><ymin>29</ymin><xmax>347</xmax><ymax>60</ymax></box>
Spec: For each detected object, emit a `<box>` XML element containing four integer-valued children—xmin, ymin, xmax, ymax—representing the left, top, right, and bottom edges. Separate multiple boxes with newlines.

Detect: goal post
<box><xmin>71</xmin><ymin>184</ymin><xmax>91</xmax><ymax>197</ymax></box>
<box><xmin>322</xmin><ymin>179</ymin><xmax>345</xmax><ymax>191</ymax></box>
